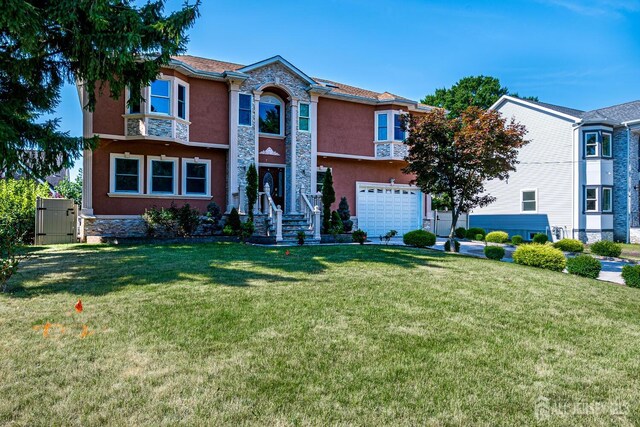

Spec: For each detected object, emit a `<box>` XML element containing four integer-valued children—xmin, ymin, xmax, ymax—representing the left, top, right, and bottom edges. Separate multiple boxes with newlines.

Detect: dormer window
<box><xmin>259</xmin><ymin>94</ymin><xmax>283</xmax><ymax>135</ymax></box>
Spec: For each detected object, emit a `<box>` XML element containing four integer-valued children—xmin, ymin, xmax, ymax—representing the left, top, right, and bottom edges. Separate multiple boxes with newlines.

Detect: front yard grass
<box><xmin>2</xmin><ymin>243</ymin><xmax>640</xmax><ymax>425</ymax></box>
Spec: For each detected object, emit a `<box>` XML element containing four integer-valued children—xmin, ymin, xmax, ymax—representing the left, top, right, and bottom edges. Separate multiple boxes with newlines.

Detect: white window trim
<box><xmin>181</xmin><ymin>157</ymin><xmax>211</xmax><ymax>197</ymax></box>
<box><xmin>585</xmin><ymin>186</ymin><xmax>599</xmax><ymax>212</ymax></box>
<box><xmin>239</xmin><ymin>93</ymin><xmax>253</xmax><ymax>127</ymax></box>
<box><xmin>375</xmin><ymin>110</ymin><xmax>408</xmax><ymax>142</ymax></box>
<box><xmin>520</xmin><ymin>188</ymin><xmax>538</xmax><ymax>213</ymax></box>
<box><xmin>176</xmin><ymin>83</ymin><xmax>189</xmax><ymax>121</ymax></box>
<box><xmin>110</xmin><ymin>153</ymin><xmax>144</xmax><ymax>194</ymax></box>
<box><xmin>147</xmin><ymin>155</ymin><xmax>179</xmax><ymax>195</ymax></box>
<box><xmin>298</xmin><ymin>102</ymin><xmax>310</xmax><ymax>132</ymax></box>
<box><xmin>602</xmin><ymin>187</ymin><xmax>612</xmax><ymax>213</ymax></box>
<box><xmin>258</xmin><ymin>93</ymin><xmax>285</xmax><ymax>137</ymax></box>
<box><xmin>601</xmin><ymin>132</ymin><xmax>613</xmax><ymax>158</ymax></box>
<box><xmin>585</xmin><ymin>131</ymin><xmax>599</xmax><ymax>157</ymax></box>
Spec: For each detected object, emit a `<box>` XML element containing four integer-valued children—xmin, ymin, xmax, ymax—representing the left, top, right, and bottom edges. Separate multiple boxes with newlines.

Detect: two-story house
<box><xmin>78</xmin><ymin>55</ymin><xmax>433</xmax><ymax>243</ymax></box>
<box><xmin>470</xmin><ymin>95</ymin><xmax>640</xmax><ymax>243</ymax></box>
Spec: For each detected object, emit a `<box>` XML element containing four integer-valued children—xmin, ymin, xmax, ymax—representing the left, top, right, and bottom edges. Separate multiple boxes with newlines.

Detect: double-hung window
<box><xmin>377</xmin><ymin>113</ymin><xmax>388</xmax><ymax>141</ymax></box>
<box><xmin>177</xmin><ymin>84</ymin><xmax>187</xmax><ymax>119</ymax></box>
<box><xmin>110</xmin><ymin>154</ymin><xmax>144</xmax><ymax>194</ymax></box>
<box><xmin>394</xmin><ymin>114</ymin><xmax>405</xmax><ymax>141</ymax></box>
<box><xmin>299</xmin><ymin>103</ymin><xmax>310</xmax><ymax>131</ymax></box>
<box><xmin>585</xmin><ymin>132</ymin><xmax>598</xmax><ymax>157</ymax></box>
<box><xmin>239</xmin><ymin>94</ymin><xmax>252</xmax><ymax>126</ymax></box>
<box><xmin>585</xmin><ymin>187</ymin><xmax>598</xmax><ymax>212</ymax></box>
<box><xmin>148</xmin><ymin>156</ymin><xmax>177</xmax><ymax>194</ymax></box>
<box><xmin>602</xmin><ymin>132</ymin><xmax>612</xmax><ymax>158</ymax></box>
<box><xmin>150</xmin><ymin>80</ymin><xmax>171</xmax><ymax>115</ymax></box>
<box><xmin>521</xmin><ymin>190</ymin><xmax>537</xmax><ymax>212</ymax></box>
<box><xmin>602</xmin><ymin>187</ymin><xmax>612</xmax><ymax>212</ymax></box>
<box><xmin>182</xmin><ymin>158</ymin><xmax>211</xmax><ymax>196</ymax></box>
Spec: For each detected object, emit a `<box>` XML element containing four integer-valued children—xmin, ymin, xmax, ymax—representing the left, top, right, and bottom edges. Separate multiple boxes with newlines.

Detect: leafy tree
<box><xmin>402</xmin><ymin>107</ymin><xmax>528</xmax><ymax>248</ymax></box>
<box><xmin>0</xmin><ymin>178</ymin><xmax>50</xmax><ymax>243</ymax></box>
<box><xmin>55</xmin><ymin>169</ymin><xmax>83</xmax><ymax>205</ymax></box>
<box><xmin>422</xmin><ymin>76</ymin><xmax>537</xmax><ymax>117</ymax></box>
<box><xmin>1</xmin><ymin>1</ymin><xmax>200</xmax><ymax>178</ymax></box>
<box><xmin>321</xmin><ymin>169</ymin><xmax>335</xmax><ymax>233</ymax></box>
<box><xmin>337</xmin><ymin>197</ymin><xmax>353</xmax><ymax>232</ymax></box>
<box><xmin>246</xmin><ymin>164</ymin><xmax>258</xmax><ymax>221</ymax></box>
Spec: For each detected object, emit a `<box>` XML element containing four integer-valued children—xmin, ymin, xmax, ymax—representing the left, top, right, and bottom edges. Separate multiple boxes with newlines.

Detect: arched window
<box><xmin>259</xmin><ymin>94</ymin><xmax>284</xmax><ymax>135</ymax></box>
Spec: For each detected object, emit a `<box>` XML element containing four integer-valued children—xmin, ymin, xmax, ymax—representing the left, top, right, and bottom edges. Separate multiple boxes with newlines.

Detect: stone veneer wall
<box><xmin>126</xmin><ymin>118</ymin><xmax>145</xmax><ymax>136</ymax></box>
<box><xmin>176</xmin><ymin>122</ymin><xmax>189</xmax><ymax>142</ymax></box>
<box><xmin>612</xmin><ymin>128</ymin><xmax>639</xmax><ymax>242</ymax></box>
<box><xmin>148</xmin><ymin>118</ymin><xmax>173</xmax><ymax>138</ymax></box>
<box><xmin>578</xmin><ymin>231</ymin><xmax>614</xmax><ymax>244</ymax></box>
<box><xmin>237</xmin><ymin>63</ymin><xmax>313</xmax><ymax>212</ymax></box>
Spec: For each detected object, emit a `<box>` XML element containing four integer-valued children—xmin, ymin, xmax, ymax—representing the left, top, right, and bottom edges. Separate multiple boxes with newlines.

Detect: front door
<box><xmin>259</xmin><ymin>166</ymin><xmax>286</xmax><ymax>210</ymax></box>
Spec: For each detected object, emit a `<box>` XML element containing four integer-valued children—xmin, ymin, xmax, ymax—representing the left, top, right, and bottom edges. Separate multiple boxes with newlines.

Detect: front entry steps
<box><xmin>279</xmin><ymin>213</ymin><xmax>320</xmax><ymax>244</ymax></box>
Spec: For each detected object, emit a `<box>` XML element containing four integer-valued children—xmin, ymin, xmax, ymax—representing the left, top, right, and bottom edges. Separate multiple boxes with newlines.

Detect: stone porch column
<box><xmin>289</xmin><ymin>97</ymin><xmax>299</xmax><ymax>213</ymax></box>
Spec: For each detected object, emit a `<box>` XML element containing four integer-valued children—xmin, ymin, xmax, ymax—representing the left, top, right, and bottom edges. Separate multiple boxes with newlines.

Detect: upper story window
<box><xmin>128</xmin><ymin>91</ymin><xmax>141</xmax><ymax>114</ymax></box>
<box><xmin>394</xmin><ymin>114</ymin><xmax>406</xmax><ymax>141</ymax></box>
<box><xmin>150</xmin><ymin>80</ymin><xmax>171</xmax><ymax>115</ymax></box>
<box><xmin>602</xmin><ymin>132</ymin><xmax>612</xmax><ymax>158</ymax></box>
<box><xmin>585</xmin><ymin>187</ymin><xmax>598</xmax><ymax>212</ymax></box>
<box><xmin>377</xmin><ymin>113</ymin><xmax>388</xmax><ymax>141</ymax></box>
<box><xmin>239</xmin><ymin>94</ymin><xmax>252</xmax><ymax>126</ymax></box>
<box><xmin>521</xmin><ymin>189</ymin><xmax>537</xmax><ymax>212</ymax></box>
<box><xmin>259</xmin><ymin>94</ymin><xmax>283</xmax><ymax>135</ymax></box>
<box><xmin>177</xmin><ymin>84</ymin><xmax>187</xmax><ymax>120</ymax></box>
<box><xmin>585</xmin><ymin>132</ymin><xmax>598</xmax><ymax>157</ymax></box>
<box><xmin>299</xmin><ymin>103</ymin><xmax>310</xmax><ymax>132</ymax></box>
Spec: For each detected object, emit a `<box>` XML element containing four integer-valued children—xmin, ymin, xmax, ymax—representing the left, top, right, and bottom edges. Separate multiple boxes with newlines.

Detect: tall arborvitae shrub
<box><xmin>321</xmin><ymin>169</ymin><xmax>335</xmax><ymax>233</ymax></box>
<box><xmin>246</xmin><ymin>163</ymin><xmax>258</xmax><ymax>222</ymax></box>
<box><xmin>337</xmin><ymin>197</ymin><xmax>353</xmax><ymax>232</ymax></box>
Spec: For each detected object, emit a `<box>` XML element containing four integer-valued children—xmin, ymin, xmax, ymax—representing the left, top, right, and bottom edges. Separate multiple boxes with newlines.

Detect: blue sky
<box><xmin>57</xmin><ymin>0</ymin><xmax>640</xmax><ymax>178</ymax></box>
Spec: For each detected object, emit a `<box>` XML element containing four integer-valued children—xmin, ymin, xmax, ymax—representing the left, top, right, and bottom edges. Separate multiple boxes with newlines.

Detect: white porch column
<box><xmin>81</xmin><ymin>149</ymin><xmax>93</xmax><ymax>215</ymax></box>
<box><xmin>289</xmin><ymin>97</ymin><xmax>299</xmax><ymax>213</ymax></box>
<box><xmin>253</xmin><ymin>90</ymin><xmax>262</xmax><ymax>167</ymax></box>
<box><xmin>227</xmin><ymin>81</ymin><xmax>241</xmax><ymax>212</ymax></box>
<box><xmin>310</xmin><ymin>94</ymin><xmax>319</xmax><ymax>193</ymax></box>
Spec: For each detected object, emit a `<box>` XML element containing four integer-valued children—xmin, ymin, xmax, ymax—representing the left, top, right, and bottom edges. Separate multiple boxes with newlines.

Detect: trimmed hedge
<box><xmin>511</xmin><ymin>235</ymin><xmax>523</xmax><ymax>245</ymax></box>
<box><xmin>590</xmin><ymin>240</ymin><xmax>622</xmax><ymax>258</ymax></box>
<box><xmin>566</xmin><ymin>255</ymin><xmax>601</xmax><ymax>279</ymax></box>
<box><xmin>512</xmin><ymin>244</ymin><xmax>566</xmax><ymax>272</ymax></box>
<box><xmin>553</xmin><ymin>238</ymin><xmax>584</xmax><ymax>253</ymax></box>
<box><xmin>485</xmin><ymin>231</ymin><xmax>509</xmax><ymax>243</ymax></box>
<box><xmin>484</xmin><ymin>245</ymin><xmax>505</xmax><ymax>260</ymax></box>
<box><xmin>403</xmin><ymin>230</ymin><xmax>436</xmax><ymax>248</ymax></box>
<box><xmin>532</xmin><ymin>233</ymin><xmax>548</xmax><ymax>244</ymax></box>
<box><xmin>621</xmin><ymin>265</ymin><xmax>640</xmax><ymax>288</ymax></box>
<box><xmin>465</xmin><ymin>227</ymin><xmax>486</xmax><ymax>240</ymax></box>
<box><xmin>454</xmin><ymin>227</ymin><xmax>466</xmax><ymax>239</ymax></box>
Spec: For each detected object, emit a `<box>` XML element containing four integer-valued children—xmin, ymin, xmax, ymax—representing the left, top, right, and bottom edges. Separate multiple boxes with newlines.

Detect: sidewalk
<box><xmin>372</xmin><ymin>236</ymin><xmax>625</xmax><ymax>285</ymax></box>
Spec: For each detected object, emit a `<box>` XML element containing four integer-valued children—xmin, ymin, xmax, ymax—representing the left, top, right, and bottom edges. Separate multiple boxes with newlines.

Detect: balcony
<box><xmin>124</xmin><ymin>113</ymin><xmax>189</xmax><ymax>143</ymax></box>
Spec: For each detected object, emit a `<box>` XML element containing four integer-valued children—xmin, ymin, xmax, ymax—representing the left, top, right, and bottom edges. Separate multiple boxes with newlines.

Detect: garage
<box><xmin>356</xmin><ymin>183</ymin><xmax>423</xmax><ymax>237</ymax></box>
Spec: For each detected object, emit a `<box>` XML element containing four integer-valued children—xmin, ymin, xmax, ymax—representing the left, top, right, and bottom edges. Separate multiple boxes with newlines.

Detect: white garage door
<box><xmin>357</xmin><ymin>184</ymin><xmax>422</xmax><ymax>237</ymax></box>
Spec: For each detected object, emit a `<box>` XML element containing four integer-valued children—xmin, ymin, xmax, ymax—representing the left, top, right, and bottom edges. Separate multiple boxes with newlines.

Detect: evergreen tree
<box><xmin>337</xmin><ymin>197</ymin><xmax>353</xmax><ymax>232</ymax></box>
<box><xmin>321</xmin><ymin>169</ymin><xmax>335</xmax><ymax>233</ymax></box>
<box><xmin>246</xmin><ymin>164</ymin><xmax>258</xmax><ymax>222</ymax></box>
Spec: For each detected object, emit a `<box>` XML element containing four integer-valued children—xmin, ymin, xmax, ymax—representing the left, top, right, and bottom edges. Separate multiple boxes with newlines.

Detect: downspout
<box><xmin>626</xmin><ymin>124</ymin><xmax>631</xmax><ymax>243</ymax></box>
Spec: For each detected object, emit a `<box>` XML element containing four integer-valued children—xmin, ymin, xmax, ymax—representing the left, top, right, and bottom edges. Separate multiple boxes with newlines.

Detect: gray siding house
<box><xmin>470</xmin><ymin>96</ymin><xmax>640</xmax><ymax>243</ymax></box>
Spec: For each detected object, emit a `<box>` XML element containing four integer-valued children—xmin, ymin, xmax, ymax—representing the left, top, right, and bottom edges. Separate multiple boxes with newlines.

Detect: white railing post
<box><xmin>275</xmin><ymin>206</ymin><xmax>283</xmax><ymax>242</ymax></box>
<box><xmin>238</xmin><ymin>183</ymin><xmax>246</xmax><ymax>214</ymax></box>
<box><xmin>313</xmin><ymin>206</ymin><xmax>321</xmax><ymax>240</ymax></box>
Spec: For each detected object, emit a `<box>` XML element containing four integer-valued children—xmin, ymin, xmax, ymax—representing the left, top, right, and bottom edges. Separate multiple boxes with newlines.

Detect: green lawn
<box><xmin>2</xmin><ymin>243</ymin><xmax>640</xmax><ymax>425</ymax></box>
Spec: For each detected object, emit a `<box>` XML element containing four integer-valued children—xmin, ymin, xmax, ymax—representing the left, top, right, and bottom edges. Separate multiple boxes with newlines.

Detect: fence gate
<box><xmin>35</xmin><ymin>198</ymin><xmax>78</xmax><ymax>245</ymax></box>
<box><xmin>433</xmin><ymin>210</ymin><xmax>468</xmax><ymax>237</ymax></box>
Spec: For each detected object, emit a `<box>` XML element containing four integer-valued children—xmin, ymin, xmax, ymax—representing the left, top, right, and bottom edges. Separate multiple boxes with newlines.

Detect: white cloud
<box><xmin>538</xmin><ymin>0</ymin><xmax>640</xmax><ymax>17</ymax></box>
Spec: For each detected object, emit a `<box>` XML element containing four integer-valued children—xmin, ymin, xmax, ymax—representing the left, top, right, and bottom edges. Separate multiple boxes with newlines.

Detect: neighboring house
<box><xmin>470</xmin><ymin>95</ymin><xmax>640</xmax><ymax>243</ymax></box>
<box><xmin>78</xmin><ymin>55</ymin><xmax>433</xmax><ymax>242</ymax></box>
<box><xmin>1</xmin><ymin>150</ymin><xmax>70</xmax><ymax>189</ymax></box>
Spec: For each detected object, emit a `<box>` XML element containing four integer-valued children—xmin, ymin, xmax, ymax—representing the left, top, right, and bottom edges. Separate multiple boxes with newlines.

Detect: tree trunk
<box><xmin>447</xmin><ymin>207</ymin><xmax>460</xmax><ymax>252</ymax></box>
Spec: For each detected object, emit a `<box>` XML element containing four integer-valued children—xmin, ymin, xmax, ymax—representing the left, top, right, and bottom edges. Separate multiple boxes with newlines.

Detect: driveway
<box><xmin>372</xmin><ymin>236</ymin><xmax>626</xmax><ymax>285</ymax></box>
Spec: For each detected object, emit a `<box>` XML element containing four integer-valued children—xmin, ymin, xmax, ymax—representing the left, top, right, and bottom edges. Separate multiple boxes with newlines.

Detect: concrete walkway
<box><xmin>371</xmin><ymin>236</ymin><xmax>627</xmax><ymax>285</ymax></box>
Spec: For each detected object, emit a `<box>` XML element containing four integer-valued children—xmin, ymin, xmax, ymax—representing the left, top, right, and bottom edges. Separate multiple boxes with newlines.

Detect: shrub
<box><xmin>511</xmin><ymin>235</ymin><xmax>523</xmax><ymax>245</ymax></box>
<box><xmin>222</xmin><ymin>225</ymin><xmax>234</xmax><ymax>236</ymax></box>
<box><xmin>553</xmin><ymin>238</ymin><xmax>584</xmax><ymax>253</ymax></box>
<box><xmin>403</xmin><ymin>230</ymin><xmax>437</xmax><ymax>248</ymax></box>
<box><xmin>239</xmin><ymin>220</ymin><xmax>254</xmax><ymax>242</ymax></box>
<box><xmin>512</xmin><ymin>244</ymin><xmax>566</xmax><ymax>272</ymax></box>
<box><xmin>0</xmin><ymin>218</ymin><xmax>25</xmax><ymax>292</ymax></box>
<box><xmin>352</xmin><ymin>229</ymin><xmax>367</xmax><ymax>244</ymax></box>
<box><xmin>227</xmin><ymin>208</ymin><xmax>242</xmax><ymax>234</ymax></box>
<box><xmin>465</xmin><ymin>227</ymin><xmax>485</xmax><ymax>240</ymax></box>
<box><xmin>0</xmin><ymin>178</ymin><xmax>50</xmax><ymax>243</ymax></box>
<box><xmin>621</xmin><ymin>265</ymin><xmax>640</xmax><ymax>288</ymax></box>
<box><xmin>590</xmin><ymin>240</ymin><xmax>622</xmax><ymax>258</ymax></box>
<box><xmin>175</xmin><ymin>203</ymin><xmax>201</xmax><ymax>237</ymax></box>
<box><xmin>337</xmin><ymin>197</ymin><xmax>353</xmax><ymax>232</ymax></box>
<box><xmin>297</xmin><ymin>231</ymin><xmax>306</xmax><ymax>246</ymax></box>
<box><xmin>485</xmin><ymin>231</ymin><xmax>509</xmax><ymax>243</ymax></box>
<box><xmin>566</xmin><ymin>255</ymin><xmax>602</xmax><ymax>279</ymax></box>
<box><xmin>532</xmin><ymin>233</ymin><xmax>548</xmax><ymax>244</ymax></box>
<box><xmin>484</xmin><ymin>245</ymin><xmax>505</xmax><ymax>260</ymax></box>
<box><xmin>142</xmin><ymin>203</ymin><xmax>201</xmax><ymax>237</ymax></box>
<box><xmin>454</xmin><ymin>227</ymin><xmax>466</xmax><ymax>239</ymax></box>
<box><xmin>330</xmin><ymin>210</ymin><xmax>344</xmax><ymax>235</ymax></box>
<box><xmin>475</xmin><ymin>234</ymin><xmax>484</xmax><ymax>241</ymax></box>
<box><xmin>203</xmin><ymin>202</ymin><xmax>223</xmax><ymax>235</ymax></box>
<box><xmin>54</xmin><ymin>171</ymin><xmax>83</xmax><ymax>205</ymax></box>
<box><xmin>444</xmin><ymin>239</ymin><xmax>460</xmax><ymax>252</ymax></box>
